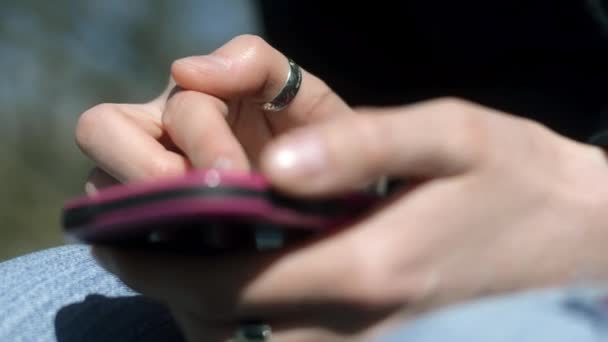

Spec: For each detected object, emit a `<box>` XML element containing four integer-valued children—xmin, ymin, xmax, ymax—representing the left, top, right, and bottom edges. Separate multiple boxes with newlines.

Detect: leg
<box><xmin>0</xmin><ymin>245</ymin><xmax>185</xmax><ymax>342</ymax></box>
<box><xmin>377</xmin><ymin>287</ymin><xmax>608</xmax><ymax>342</ymax></box>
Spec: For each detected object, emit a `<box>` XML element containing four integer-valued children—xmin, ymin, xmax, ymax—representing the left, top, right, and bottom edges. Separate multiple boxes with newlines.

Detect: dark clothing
<box><xmin>259</xmin><ymin>0</ymin><xmax>607</xmax><ymax>142</ymax></box>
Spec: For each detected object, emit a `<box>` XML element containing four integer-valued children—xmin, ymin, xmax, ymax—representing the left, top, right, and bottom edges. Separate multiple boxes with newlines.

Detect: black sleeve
<box><xmin>586</xmin><ymin>1</ymin><xmax>608</xmax><ymax>145</ymax></box>
<box><xmin>588</xmin><ymin>109</ymin><xmax>608</xmax><ymax>146</ymax></box>
<box><xmin>588</xmin><ymin>0</ymin><xmax>608</xmax><ymax>35</ymax></box>
<box><xmin>258</xmin><ymin>1</ymin><xmax>608</xmax><ymax>143</ymax></box>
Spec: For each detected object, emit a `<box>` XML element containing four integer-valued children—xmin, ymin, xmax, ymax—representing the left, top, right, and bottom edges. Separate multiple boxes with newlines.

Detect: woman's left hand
<box><xmin>93</xmin><ymin>97</ymin><xmax>608</xmax><ymax>340</ymax></box>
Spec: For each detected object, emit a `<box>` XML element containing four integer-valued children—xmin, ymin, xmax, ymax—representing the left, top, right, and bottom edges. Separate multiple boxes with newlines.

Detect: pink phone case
<box><xmin>62</xmin><ymin>169</ymin><xmax>380</xmax><ymax>253</ymax></box>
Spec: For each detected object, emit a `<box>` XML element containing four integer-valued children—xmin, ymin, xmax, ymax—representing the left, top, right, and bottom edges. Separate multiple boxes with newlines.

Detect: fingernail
<box><xmin>91</xmin><ymin>247</ymin><xmax>118</xmax><ymax>274</ymax></box>
<box><xmin>176</xmin><ymin>55</ymin><xmax>231</xmax><ymax>71</ymax></box>
<box><xmin>266</xmin><ymin>132</ymin><xmax>327</xmax><ymax>178</ymax></box>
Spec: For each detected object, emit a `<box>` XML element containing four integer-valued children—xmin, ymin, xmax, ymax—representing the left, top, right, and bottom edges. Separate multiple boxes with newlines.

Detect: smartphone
<box><xmin>61</xmin><ymin>169</ymin><xmax>381</xmax><ymax>254</ymax></box>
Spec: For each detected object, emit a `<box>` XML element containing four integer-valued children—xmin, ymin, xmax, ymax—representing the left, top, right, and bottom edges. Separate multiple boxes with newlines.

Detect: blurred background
<box><xmin>0</xmin><ymin>0</ymin><xmax>263</xmax><ymax>261</ymax></box>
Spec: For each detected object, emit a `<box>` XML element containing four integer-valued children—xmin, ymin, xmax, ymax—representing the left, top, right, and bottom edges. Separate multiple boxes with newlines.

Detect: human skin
<box><xmin>76</xmin><ymin>35</ymin><xmax>608</xmax><ymax>341</ymax></box>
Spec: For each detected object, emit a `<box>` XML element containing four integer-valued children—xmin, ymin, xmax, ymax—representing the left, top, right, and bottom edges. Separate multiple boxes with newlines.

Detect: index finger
<box><xmin>171</xmin><ymin>35</ymin><xmax>354</xmax><ymax>133</ymax></box>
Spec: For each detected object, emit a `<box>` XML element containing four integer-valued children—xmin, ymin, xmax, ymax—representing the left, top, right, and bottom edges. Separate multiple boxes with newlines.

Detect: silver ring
<box><xmin>234</xmin><ymin>323</ymin><xmax>272</xmax><ymax>342</ymax></box>
<box><xmin>262</xmin><ymin>58</ymin><xmax>302</xmax><ymax>112</ymax></box>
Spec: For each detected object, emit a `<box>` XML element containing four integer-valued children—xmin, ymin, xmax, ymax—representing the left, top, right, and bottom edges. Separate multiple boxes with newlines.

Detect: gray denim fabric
<box><xmin>2</xmin><ymin>245</ymin><xmax>608</xmax><ymax>342</ymax></box>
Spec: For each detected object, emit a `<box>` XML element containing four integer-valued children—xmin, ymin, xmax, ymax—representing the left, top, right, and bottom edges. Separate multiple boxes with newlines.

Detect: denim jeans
<box><xmin>1</xmin><ymin>245</ymin><xmax>607</xmax><ymax>341</ymax></box>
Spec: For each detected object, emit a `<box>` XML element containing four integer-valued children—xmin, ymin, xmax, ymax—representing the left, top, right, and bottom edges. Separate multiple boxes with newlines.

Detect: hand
<box><xmin>92</xmin><ymin>97</ymin><xmax>608</xmax><ymax>342</ymax></box>
<box><xmin>76</xmin><ymin>34</ymin><xmax>371</xmax><ymax>341</ymax></box>
<box><xmin>76</xmin><ymin>34</ymin><xmax>352</xmax><ymax>190</ymax></box>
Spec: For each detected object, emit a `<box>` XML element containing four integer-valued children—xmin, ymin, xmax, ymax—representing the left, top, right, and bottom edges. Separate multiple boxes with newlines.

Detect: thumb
<box><xmin>260</xmin><ymin>99</ymin><xmax>486</xmax><ymax>196</ymax></box>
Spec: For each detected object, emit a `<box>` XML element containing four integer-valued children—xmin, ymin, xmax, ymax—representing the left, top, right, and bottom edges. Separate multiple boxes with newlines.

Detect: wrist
<box><xmin>566</xmin><ymin>141</ymin><xmax>608</xmax><ymax>283</ymax></box>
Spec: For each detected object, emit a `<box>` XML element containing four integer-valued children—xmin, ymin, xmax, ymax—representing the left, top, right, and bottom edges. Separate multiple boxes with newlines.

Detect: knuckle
<box><xmin>144</xmin><ymin>156</ymin><xmax>182</xmax><ymax>179</ymax></box>
<box><xmin>456</xmin><ymin>122</ymin><xmax>491</xmax><ymax>168</ymax></box>
<box><xmin>433</xmin><ymin>97</ymin><xmax>485</xmax><ymax>135</ymax></box>
<box><xmin>346</xmin><ymin>115</ymin><xmax>389</xmax><ymax>174</ymax></box>
<box><xmin>162</xmin><ymin>90</ymin><xmax>198</xmax><ymax>126</ymax></box>
<box><xmin>225</xmin><ymin>35</ymin><xmax>268</xmax><ymax>69</ymax></box>
<box><xmin>519</xmin><ymin>116</ymin><xmax>549</xmax><ymax>137</ymax></box>
<box><xmin>166</xmin><ymin>89</ymin><xmax>199</xmax><ymax>109</ymax></box>
<box><xmin>75</xmin><ymin>103</ymin><xmax>116</xmax><ymax>151</ymax></box>
<box><xmin>163</xmin><ymin>90</ymin><xmax>227</xmax><ymax>129</ymax></box>
<box><xmin>349</xmin><ymin>235</ymin><xmax>437</xmax><ymax>308</ymax></box>
<box><xmin>352</xmin><ymin>262</ymin><xmax>397</xmax><ymax>307</ymax></box>
<box><xmin>348</xmin><ymin>238</ymin><xmax>425</xmax><ymax>308</ymax></box>
<box><xmin>231</xmin><ymin>34</ymin><xmax>268</xmax><ymax>53</ymax></box>
<box><xmin>435</xmin><ymin>98</ymin><xmax>492</xmax><ymax>167</ymax></box>
<box><xmin>431</xmin><ymin>96</ymin><xmax>473</xmax><ymax>111</ymax></box>
<box><xmin>347</xmin><ymin>234</ymin><xmax>395</xmax><ymax>306</ymax></box>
